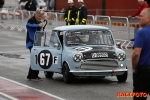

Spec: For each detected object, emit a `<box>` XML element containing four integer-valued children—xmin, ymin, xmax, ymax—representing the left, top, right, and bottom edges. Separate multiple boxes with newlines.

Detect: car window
<box><xmin>49</xmin><ymin>32</ymin><xmax>60</xmax><ymax>47</ymax></box>
<box><xmin>65</xmin><ymin>30</ymin><xmax>114</xmax><ymax>46</ymax></box>
<box><xmin>34</xmin><ymin>31</ymin><xmax>51</xmax><ymax>47</ymax></box>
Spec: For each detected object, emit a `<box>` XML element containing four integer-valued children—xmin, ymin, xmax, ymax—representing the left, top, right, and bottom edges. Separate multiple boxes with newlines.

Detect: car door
<box><xmin>30</xmin><ymin>31</ymin><xmax>62</xmax><ymax>73</ymax></box>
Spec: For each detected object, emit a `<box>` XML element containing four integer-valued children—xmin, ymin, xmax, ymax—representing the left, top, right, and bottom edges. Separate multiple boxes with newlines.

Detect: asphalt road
<box><xmin>0</xmin><ymin>24</ymin><xmax>143</xmax><ymax>100</ymax></box>
<box><xmin>0</xmin><ymin>1</ymin><xmax>146</xmax><ymax>100</ymax></box>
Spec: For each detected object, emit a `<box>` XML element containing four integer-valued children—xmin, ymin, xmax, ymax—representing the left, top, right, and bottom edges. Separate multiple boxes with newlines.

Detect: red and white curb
<box><xmin>0</xmin><ymin>76</ymin><xmax>65</xmax><ymax>100</ymax></box>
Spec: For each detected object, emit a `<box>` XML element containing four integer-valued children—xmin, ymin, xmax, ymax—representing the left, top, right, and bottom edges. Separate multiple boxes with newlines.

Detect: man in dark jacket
<box><xmin>76</xmin><ymin>0</ymin><xmax>87</xmax><ymax>25</ymax></box>
<box><xmin>0</xmin><ymin>0</ymin><xmax>4</xmax><ymax>8</ymax></box>
<box><xmin>26</xmin><ymin>9</ymin><xmax>44</xmax><ymax>81</ymax></box>
<box><xmin>19</xmin><ymin>0</ymin><xmax>37</xmax><ymax>6</ymax></box>
<box><xmin>25</xmin><ymin>0</ymin><xmax>37</xmax><ymax>11</ymax></box>
<box><xmin>64</xmin><ymin>0</ymin><xmax>77</xmax><ymax>25</ymax></box>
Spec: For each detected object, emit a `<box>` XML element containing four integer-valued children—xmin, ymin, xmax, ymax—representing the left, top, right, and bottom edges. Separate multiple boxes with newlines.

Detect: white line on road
<box><xmin>0</xmin><ymin>76</ymin><xmax>65</xmax><ymax>100</ymax></box>
<box><xmin>0</xmin><ymin>92</ymin><xmax>18</xmax><ymax>100</ymax></box>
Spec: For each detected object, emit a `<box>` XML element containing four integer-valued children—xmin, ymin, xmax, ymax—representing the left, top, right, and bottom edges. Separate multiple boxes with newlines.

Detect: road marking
<box><xmin>0</xmin><ymin>76</ymin><xmax>65</xmax><ymax>100</ymax></box>
<box><xmin>0</xmin><ymin>92</ymin><xmax>18</xmax><ymax>100</ymax></box>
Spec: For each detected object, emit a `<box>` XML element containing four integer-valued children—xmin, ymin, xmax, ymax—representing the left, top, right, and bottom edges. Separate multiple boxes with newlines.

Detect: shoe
<box><xmin>30</xmin><ymin>76</ymin><xmax>43</xmax><ymax>81</ymax></box>
<box><xmin>37</xmin><ymin>76</ymin><xmax>43</xmax><ymax>81</ymax></box>
<box><xmin>130</xmin><ymin>39</ymin><xmax>134</xmax><ymax>41</ymax></box>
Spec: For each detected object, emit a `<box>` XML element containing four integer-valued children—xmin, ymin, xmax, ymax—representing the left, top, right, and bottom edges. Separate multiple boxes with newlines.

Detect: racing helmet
<box><xmin>78</xmin><ymin>0</ymin><xmax>84</xmax><ymax>3</ymax></box>
<box><xmin>68</xmin><ymin>0</ymin><xmax>74</xmax><ymax>3</ymax></box>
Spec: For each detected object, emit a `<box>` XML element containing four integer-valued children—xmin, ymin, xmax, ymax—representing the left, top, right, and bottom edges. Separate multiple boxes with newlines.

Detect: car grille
<box><xmin>81</xmin><ymin>59</ymin><xmax>119</xmax><ymax>70</ymax></box>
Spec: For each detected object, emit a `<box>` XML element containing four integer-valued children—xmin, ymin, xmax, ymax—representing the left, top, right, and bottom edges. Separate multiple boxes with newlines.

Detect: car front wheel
<box><xmin>63</xmin><ymin>63</ymin><xmax>74</xmax><ymax>83</ymax></box>
<box><xmin>116</xmin><ymin>67</ymin><xmax>128</xmax><ymax>82</ymax></box>
<box><xmin>44</xmin><ymin>71</ymin><xmax>54</xmax><ymax>78</ymax></box>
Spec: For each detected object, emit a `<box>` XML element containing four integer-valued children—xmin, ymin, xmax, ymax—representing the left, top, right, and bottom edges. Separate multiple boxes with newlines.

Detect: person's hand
<box><xmin>128</xmin><ymin>15</ymin><xmax>132</xmax><ymax>18</ymax></box>
<box><xmin>132</xmin><ymin>68</ymin><xmax>136</xmax><ymax>73</ymax></box>
<box><xmin>68</xmin><ymin>20</ymin><xmax>71</xmax><ymax>22</ymax></box>
<box><xmin>65</xmin><ymin>20</ymin><xmax>71</xmax><ymax>22</ymax></box>
<box><xmin>41</xmin><ymin>32</ymin><xmax>45</xmax><ymax>36</ymax></box>
<box><xmin>135</xmin><ymin>16</ymin><xmax>139</xmax><ymax>19</ymax></box>
<box><xmin>39</xmin><ymin>23</ymin><xmax>44</xmax><ymax>27</ymax></box>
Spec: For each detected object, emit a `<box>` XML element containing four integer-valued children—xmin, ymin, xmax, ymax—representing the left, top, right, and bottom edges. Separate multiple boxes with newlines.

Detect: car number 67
<box><xmin>35</xmin><ymin>50</ymin><xmax>53</xmax><ymax>69</ymax></box>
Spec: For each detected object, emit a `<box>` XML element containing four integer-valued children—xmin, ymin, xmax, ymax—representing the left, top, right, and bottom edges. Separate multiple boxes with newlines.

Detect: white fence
<box><xmin>0</xmin><ymin>8</ymin><xmax>139</xmax><ymax>49</ymax></box>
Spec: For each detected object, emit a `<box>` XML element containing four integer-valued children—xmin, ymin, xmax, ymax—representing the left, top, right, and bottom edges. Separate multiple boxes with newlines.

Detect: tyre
<box><xmin>44</xmin><ymin>71</ymin><xmax>54</xmax><ymax>78</ymax></box>
<box><xmin>63</xmin><ymin>63</ymin><xmax>74</xmax><ymax>83</ymax></box>
<box><xmin>117</xmin><ymin>67</ymin><xmax>128</xmax><ymax>82</ymax></box>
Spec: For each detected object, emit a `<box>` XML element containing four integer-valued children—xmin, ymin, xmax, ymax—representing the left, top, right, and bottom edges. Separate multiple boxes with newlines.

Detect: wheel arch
<box><xmin>62</xmin><ymin>61</ymin><xmax>70</xmax><ymax>73</ymax></box>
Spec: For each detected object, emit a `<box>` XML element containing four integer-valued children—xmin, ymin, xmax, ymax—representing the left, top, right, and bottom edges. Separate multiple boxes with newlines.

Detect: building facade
<box><xmin>55</xmin><ymin>0</ymin><xmax>144</xmax><ymax>16</ymax></box>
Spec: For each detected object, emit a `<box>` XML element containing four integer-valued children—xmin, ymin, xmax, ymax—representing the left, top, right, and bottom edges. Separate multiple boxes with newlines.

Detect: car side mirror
<box><xmin>116</xmin><ymin>42</ymin><xmax>121</xmax><ymax>47</ymax></box>
<box><xmin>53</xmin><ymin>43</ymin><xmax>59</xmax><ymax>47</ymax></box>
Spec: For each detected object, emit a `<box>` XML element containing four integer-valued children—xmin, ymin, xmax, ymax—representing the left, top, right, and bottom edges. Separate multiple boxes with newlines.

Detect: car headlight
<box><xmin>117</xmin><ymin>53</ymin><xmax>126</xmax><ymax>61</ymax></box>
<box><xmin>73</xmin><ymin>54</ymin><xmax>82</xmax><ymax>62</ymax></box>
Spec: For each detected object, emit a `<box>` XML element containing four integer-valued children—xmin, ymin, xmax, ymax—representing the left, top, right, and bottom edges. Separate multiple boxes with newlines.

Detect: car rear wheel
<box><xmin>117</xmin><ymin>67</ymin><xmax>128</xmax><ymax>82</ymax></box>
<box><xmin>44</xmin><ymin>71</ymin><xmax>54</xmax><ymax>78</ymax></box>
<box><xmin>63</xmin><ymin>63</ymin><xmax>74</xmax><ymax>83</ymax></box>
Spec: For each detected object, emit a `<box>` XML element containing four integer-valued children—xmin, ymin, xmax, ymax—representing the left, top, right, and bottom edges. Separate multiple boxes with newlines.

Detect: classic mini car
<box><xmin>30</xmin><ymin>25</ymin><xmax>128</xmax><ymax>83</ymax></box>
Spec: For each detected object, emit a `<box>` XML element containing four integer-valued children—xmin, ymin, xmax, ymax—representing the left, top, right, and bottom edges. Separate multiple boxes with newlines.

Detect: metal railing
<box><xmin>0</xmin><ymin>8</ymin><xmax>139</xmax><ymax>49</ymax></box>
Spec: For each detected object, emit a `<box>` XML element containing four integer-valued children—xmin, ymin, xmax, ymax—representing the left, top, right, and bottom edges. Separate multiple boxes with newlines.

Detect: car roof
<box><xmin>53</xmin><ymin>25</ymin><xmax>110</xmax><ymax>31</ymax></box>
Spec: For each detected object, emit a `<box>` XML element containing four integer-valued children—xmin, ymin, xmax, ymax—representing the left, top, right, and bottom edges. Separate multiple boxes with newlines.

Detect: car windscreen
<box><xmin>65</xmin><ymin>30</ymin><xmax>114</xmax><ymax>46</ymax></box>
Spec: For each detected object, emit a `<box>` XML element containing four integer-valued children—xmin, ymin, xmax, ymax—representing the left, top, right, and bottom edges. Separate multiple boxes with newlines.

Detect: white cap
<box><xmin>78</xmin><ymin>0</ymin><xmax>84</xmax><ymax>3</ymax></box>
<box><xmin>68</xmin><ymin>0</ymin><xmax>74</xmax><ymax>3</ymax></box>
<box><xmin>138</xmin><ymin>0</ymin><xmax>144</xmax><ymax>2</ymax></box>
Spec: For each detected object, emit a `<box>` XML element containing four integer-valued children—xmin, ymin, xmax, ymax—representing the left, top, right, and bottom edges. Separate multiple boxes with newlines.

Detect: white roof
<box><xmin>53</xmin><ymin>25</ymin><xmax>110</xmax><ymax>31</ymax></box>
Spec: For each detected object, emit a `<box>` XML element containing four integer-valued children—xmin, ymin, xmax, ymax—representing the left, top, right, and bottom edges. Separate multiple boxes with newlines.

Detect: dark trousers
<box><xmin>79</xmin><ymin>22</ymin><xmax>86</xmax><ymax>25</ymax></box>
<box><xmin>27</xmin><ymin>47</ymin><xmax>39</xmax><ymax>79</ymax></box>
<box><xmin>133</xmin><ymin>67</ymin><xmax>150</xmax><ymax>100</ymax></box>
<box><xmin>0</xmin><ymin>5</ymin><xmax>3</xmax><ymax>8</ymax></box>
<box><xmin>66</xmin><ymin>22</ymin><xmax>76</xmax><ymax>25</ymax></box>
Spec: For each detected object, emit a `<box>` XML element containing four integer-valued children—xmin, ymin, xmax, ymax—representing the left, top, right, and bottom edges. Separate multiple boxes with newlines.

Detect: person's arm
<box><xmin>64</xmin><ymin>8</ymin><xmax>68</xmax><ymax>21</ymax></box>
<box><xmin>33</xmin><ymin>0</ymin><xmax>37</xmax><ymax>6</ymax></box>
<box><xmin>72</xmin><ymin>6</ymin><xmax>78</xmax><ymax>22</ymax></box>
<box><xmin>132</xmin><ymin>31</ymin><xmax>144</xmax><ymax>72</ymax></box>
<box><xmin>132</xmin><ymin>48</ymin><xmax>142</xmax><ymax>69</ymax></box>
<box><xmin>25</xmin><ymin>2</ymin><xmax>29</xmax><ymax>10</ymax></box>
<box><xmin>132</xmin><ymin>7</ymin><xmax>140</xmax><ymax>17</ymax></box>
<box><xmin>27</xmin><ymin>22</ymin><xmax>40</xmax><ymax>28</ymax></box>
<box><xmin>132</xmin><ymin>3</ymin><xmax>149</xmax><ymax>17</ymax></box>
<box><xmin>82</xmin><ymin>6</ymin><xmax>87</xmax><ymax>24</ymax></box>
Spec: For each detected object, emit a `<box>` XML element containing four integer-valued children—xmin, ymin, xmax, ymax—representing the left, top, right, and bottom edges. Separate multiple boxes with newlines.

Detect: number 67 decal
<box><xmin>35</xmin><ymin>50</ymin><xmax>53</xmax><ymax>69</ymax></box>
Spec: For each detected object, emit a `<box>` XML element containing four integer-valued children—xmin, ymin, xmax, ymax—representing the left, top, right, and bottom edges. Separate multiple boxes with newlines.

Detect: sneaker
<box><xmin>30</xmin><ymin>76</ymin><xmax>43</xmax><ymax>81</ymax></box>
<box><xmin>37</xmin><ymin>76</ymin><xmax>43</xmax><ymax>81</ymax></box>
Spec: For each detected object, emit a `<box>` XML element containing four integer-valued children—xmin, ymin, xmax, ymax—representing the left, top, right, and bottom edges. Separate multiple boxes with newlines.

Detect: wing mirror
<box><xmin>53</xmin><ymin>43</ymin><xmax>59</xmax><ymax>47</ymax></box>
<box><xmin>53</xmin><ymin>43</ymin><xmax>61</xmax><ymax>50</ymax></box>
<box><xmin>116</xmin><ymin>42</ymin><xmax>121</xmax><ymax>47</ymax></box>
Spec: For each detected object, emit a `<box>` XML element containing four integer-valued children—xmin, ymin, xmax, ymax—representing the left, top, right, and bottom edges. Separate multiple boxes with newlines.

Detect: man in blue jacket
<box><xmin>26</xmin><ymin>9</ymin><xmax>44</xmax><ymax>81</ymax></box>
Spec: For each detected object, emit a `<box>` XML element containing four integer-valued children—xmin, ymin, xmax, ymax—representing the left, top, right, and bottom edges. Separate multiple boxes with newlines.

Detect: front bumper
<box><xmin>70</xmin><ymin>69</ymin><xmax>128</xmax><ymax>77</ymax></box>
<box><xmin>70</xmin><ymin>69</ymin><xmax>128</xmax><ymax>73</ymax></box>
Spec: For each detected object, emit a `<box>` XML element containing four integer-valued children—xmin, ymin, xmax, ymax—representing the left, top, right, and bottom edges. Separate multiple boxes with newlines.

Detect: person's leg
<box><xmin>27</xmin><ymin>47</ymin><xmax>33</xmax><ymax>79</ymax></box>
<box><xmin>0</xmin><ymin>5</ymin><xmax>3</xmax><ymax>8</ymax></box>
<box><xmin>133</xmin><ymin>69</ymin><xmax>149</xmax><ymax>100</ymax></box>
<box><xmin>27</xmin><ymin>47</ymin><xmax>41</xmax><ymax>80</ymax></box>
